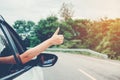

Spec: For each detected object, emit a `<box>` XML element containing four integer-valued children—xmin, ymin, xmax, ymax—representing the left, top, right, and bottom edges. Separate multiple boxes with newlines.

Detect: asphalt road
<box><xmin>42</xmin><ymin>52</ymin><xmax>120</xmax><ymax>80</ymax></box>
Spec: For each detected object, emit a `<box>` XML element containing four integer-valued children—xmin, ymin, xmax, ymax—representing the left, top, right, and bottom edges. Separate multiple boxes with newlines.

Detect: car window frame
<box><xmin>0</xmin><ymin>20</ymin><xmax>33</xmax><ymax>80</ymax></box>
<box><xmin>6</xmin><ymin>22</ymin><xmax>27</xmax><ymax>54</ymax></box>
<box><xmin>0</xmin><ymin>21</ymin><xmax>22</xmax><ymax>66</ymax></box>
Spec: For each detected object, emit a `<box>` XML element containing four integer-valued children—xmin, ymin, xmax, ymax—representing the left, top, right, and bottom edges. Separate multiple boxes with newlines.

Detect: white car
<box><xmin>0</xmin><ymin>15</ymin><xmax>58</xmax><ymax>80</ymax></box>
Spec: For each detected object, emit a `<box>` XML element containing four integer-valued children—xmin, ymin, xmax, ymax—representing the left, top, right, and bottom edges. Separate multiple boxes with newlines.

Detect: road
<box><xmin>42</xmin><ymin>52</ymin><xmax>120</xmax><ymax>80</ymax></box>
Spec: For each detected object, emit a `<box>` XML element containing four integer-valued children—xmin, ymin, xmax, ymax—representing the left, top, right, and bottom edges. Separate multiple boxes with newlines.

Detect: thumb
<box><xmin>53</xmin><ymin>27</ymin><xmax>60</xmax><ymax>35</ymax></box>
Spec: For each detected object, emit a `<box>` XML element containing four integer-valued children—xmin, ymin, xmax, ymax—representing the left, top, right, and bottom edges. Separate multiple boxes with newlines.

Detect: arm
<box><xmin>20</xmin><ymin>27</ymin><xmax>63</xmax><ymax>64</ymax></box>
<box><xmin>0</xmin><ymin>55</ymin><xmax>16</xmax><ymax>64</ymax></box>
<box><xmin>0</xmin><ymin>28</ymin><xmax>63</xmax><ymax>64</ymax></box>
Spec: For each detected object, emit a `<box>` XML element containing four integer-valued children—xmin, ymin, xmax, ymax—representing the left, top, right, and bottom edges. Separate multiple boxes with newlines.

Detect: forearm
<box><xmin>20</xmin><ymin>38</ymin><xmax>52</xmax><ymax>64</ymax></box>
<box><xmin>0</xmin><ymin>55</ymin><xmax>16</xmax><ymax>64</ymax></box>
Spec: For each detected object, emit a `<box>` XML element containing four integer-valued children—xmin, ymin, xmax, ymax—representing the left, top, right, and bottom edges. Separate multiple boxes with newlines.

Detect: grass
<box><xmin>45</xmin><ymin>50</ymin><xmax>107</xmax><ymax>59</ymax></box>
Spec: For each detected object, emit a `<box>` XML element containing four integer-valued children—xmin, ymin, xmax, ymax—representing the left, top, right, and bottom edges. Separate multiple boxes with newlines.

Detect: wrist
<box><xmin>47</xmin><ymin>38</ymin><xmax>54</xmax><ymax>46</ymax></box>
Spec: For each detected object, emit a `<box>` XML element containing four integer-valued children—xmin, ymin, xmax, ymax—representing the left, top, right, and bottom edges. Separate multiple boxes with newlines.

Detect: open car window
<box><xmin>0</xmin><ymin>20</ymin><xmax>24</xmax><ymax>78</ymax></box>
<box><xmin>0</xmin><ymin>25</ymin><xmax>14</xmax><ymax>78</ymax></box>
<box><xmin>0</xmin><ymin>17</ymin><xmax>32</xmax><ymax>80</ymax></box>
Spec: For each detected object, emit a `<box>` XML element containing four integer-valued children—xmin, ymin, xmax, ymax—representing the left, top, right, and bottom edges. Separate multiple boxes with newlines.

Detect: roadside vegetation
<box><xmin>12</xmin><ymin>3</ymin><xmax>120</xmax><ymax>60</ymax></box>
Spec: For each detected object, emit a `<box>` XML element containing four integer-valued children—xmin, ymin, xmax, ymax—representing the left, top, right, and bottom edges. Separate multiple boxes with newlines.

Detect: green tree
<box><xmin>35</xmin><ymin>16</ymin><xmax>60</xmax><ymax>42</ymax></box>
<box><xmin>59</xmin><ymin>19</ymin><xmax>75</xmax><ymax>40</ymax></box>
<box><xmin>29</xmin><ymin>31</ymin><xmax>40</xmax><ymax>47</ymax></box>
<box><xmin>13</xmin><ymin>20</ymin><xmax>35</xmax><ymax>47</ymax></box>
<box><xmin>13</xmin><ymin>20</ymin><xmax>35</xmax><ymax>39</ymax></box>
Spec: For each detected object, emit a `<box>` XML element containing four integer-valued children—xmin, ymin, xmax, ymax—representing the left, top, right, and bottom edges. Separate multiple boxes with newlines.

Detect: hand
<box><xmin>49</xmin><ymin>27</ymin><xmax>64</xmax><ymax>45</ymax></box>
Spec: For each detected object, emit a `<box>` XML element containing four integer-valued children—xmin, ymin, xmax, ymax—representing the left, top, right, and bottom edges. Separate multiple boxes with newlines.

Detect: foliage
<box><xmin>34</xmin><ymin>16</ymin><xmax>60</xmax><ymax>42</ymax></box>
<box><xmin>13</xmin><ymin>20</ymin><xmax>35</xmax><ymax>38</ymax></box>
<box><xmin>87</xmin><ymin>18</ymin><xmax>120</xmax><ymax>59</ymax></box>
<box><xmin>13</xmin><ymin>16</ymin><xmax>120</xmax><ymax>60</ymax></box>
<box><xmin>13</xmin><ymin>20</ymin><xmax>35</xmax><ymax>47</ymax></box>
<box><xmin>59</xmin><ymin>19</ymin><xmax>75</xmax><ymax>40</ymax></box>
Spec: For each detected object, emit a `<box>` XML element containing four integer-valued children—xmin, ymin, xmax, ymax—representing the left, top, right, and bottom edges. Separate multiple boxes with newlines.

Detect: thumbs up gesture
<box><xmin>50</xmin><ymin>27</ymin><xmax>64</xmax><ymax>45</ymax></box>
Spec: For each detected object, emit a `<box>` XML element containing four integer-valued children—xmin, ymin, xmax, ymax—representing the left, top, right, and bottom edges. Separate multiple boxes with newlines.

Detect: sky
<box><xmin>0</xmin><ymin>0</ymin><xmax>120</xmax><ymax>25</ymax></box>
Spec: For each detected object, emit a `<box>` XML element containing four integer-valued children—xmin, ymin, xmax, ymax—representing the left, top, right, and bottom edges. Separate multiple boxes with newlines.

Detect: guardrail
<box><xmin>46</xmin><ymin>48</ymin><xmax>108</xmax><ymax>59</ymax></box>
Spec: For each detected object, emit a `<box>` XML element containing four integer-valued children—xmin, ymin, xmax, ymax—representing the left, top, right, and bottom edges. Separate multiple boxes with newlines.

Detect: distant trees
<box><xmin>97</xmin><ymin>19</ymin><xmax>120</xmax><ymax>59</ymax></box>
<box><xmin>34</xmin><ymin>16</ymin><xmax>59</xmax><ymax>42</ymax></box>
<box><xmin>13</xmin><ymin>20</ymin><xmax>35</xmax><ymax>38</ymax></box>
<box><xmin>86</xmin><ymin>18</ymin><xmax>120</xmax><ymax>59</ymax></box>
<box><xmin>13</xmin><ymin>17</ymin><xmax>120</xmax><ymax>59</ymax></box>
<box><xmin>59</xmin><ymin>3</ymin><xmax>74</xmax><ymax>21</ymax></box>
<box><xmin>13</xmin><ymin>20</ymin><xmax>35</xmax><ymax>47</ymax></box>
<box><xmin>12</xmin><ymin>3</ymin><xmax>120</xmax><ymax>60</ymax></box>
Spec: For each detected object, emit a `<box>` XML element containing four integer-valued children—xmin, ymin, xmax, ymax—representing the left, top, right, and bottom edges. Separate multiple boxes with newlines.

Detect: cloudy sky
<box><xmin>0</xmin><ymin>0</ymin><xmax>120</xmax><ymax>25</ymax></box>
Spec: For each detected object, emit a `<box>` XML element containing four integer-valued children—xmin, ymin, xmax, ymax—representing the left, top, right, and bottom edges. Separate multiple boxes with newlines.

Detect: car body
<box><xmin>0</xmin><ymin>15</ymin><xmax>58</xmax><ymax>80</ymax></box>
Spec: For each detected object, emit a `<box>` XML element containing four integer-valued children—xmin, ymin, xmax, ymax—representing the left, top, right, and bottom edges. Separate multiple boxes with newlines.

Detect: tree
<box><xmin>35</xmin><ymin>16</ymin><xmax>60</xmax><ymax>42</ymax></box>
<box><xmin>59</xmin><ymin>3</ymin><xmax>74</xmax><ymax>21</ymax></box>
<box><xmin>88</xmin><ymin>18</ymin><xmax>120</xmax><ymax>59</ymax></box>
<box><xmin>13</xmin><ymin>20</ymin><xmax>35</xmax><ymax>47</ymax></box>
<box><xmin>13</xmin><ymin>20</ymin><xmax>35</xmax><ymax>39</ymax></box>
<box><xmin>106</xmin><ymin>19</ymin><xmax>120</xmax><ymax>59</ymax></box>
<box><xmin>13</xmin><ymin>20</ymin><xmax>26</xmax><ymax>33</ymax></box>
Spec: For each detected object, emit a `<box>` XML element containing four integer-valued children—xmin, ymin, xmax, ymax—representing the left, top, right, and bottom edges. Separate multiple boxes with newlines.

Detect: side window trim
<box><xmin>8</xmin><ymin>27</ymin><xmax>25</xmax><ymax>53</ymax></box>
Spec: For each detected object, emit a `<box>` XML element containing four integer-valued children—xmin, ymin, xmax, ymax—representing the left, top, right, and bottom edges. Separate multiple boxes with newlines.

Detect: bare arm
<box><xmin>0</xmin><ymin>55</ymin><xmax>16</xmax><ymax>64</ymax></box>
<box><xmin>0</xmin><ymin>27</ymin><xmax>63</xmax><ymax>64</ymax></box>
<box><xmin>20</xmin><ymin>27</ymin><xmax>64</xmax><ymax>64</ymax></box>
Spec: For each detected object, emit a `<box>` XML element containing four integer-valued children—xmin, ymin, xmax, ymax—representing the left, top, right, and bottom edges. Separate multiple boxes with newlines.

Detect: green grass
<box><xmin>45</xmin><ymin>50</ymin><xmax>106</xmax><ymax>59</ymax></box>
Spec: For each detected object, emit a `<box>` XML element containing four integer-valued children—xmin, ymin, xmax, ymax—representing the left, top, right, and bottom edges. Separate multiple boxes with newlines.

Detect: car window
<box><xmin>0</xmin><ymin>21</ymin><xmax>34</xmax><ymax>79</ymax></box>
<box><xmin>0</xmin><ymin>25</ymin><xmax>15</xmax><ymax>78</ymax></box>
<box><xmin>2</xmin><ymin>21</ymin><xmax>25</xmax><ymax>63</ymax></box>
<box><xmin>9</xmin><ymin>29</ymin><xmax>25</xmax><ymax>54</ymax></box>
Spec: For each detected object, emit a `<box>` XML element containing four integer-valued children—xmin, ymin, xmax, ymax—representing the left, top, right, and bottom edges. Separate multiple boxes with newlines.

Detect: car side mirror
<box><xmin>35</xmin><ymin>53</ymin><xmax>58</xmax><ymax>67</ymax></box>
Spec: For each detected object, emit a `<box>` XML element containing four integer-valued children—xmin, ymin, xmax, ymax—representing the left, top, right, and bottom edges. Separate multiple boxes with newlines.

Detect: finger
<box><xmin>53</xmin><ymin>27</ymin><xmax>60</xmax><ymax>35</ymax></box>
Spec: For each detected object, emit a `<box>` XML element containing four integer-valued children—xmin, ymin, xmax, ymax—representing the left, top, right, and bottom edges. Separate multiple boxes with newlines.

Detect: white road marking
<box><xmin>78</xmin><ymin>68</ymin><xmax>97</xmax><ymax>80</ymax></box>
